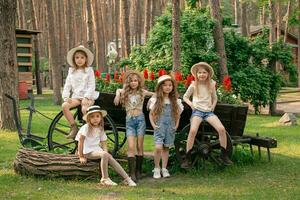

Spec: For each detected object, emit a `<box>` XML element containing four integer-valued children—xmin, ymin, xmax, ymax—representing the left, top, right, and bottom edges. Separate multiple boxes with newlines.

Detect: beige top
<box><xmin>183</xmin><ymin>80</ymin><xmax>217</xmax><ymax>112</ymax></box>
<box><xmin>125</xmin><ymin>93</ymin><xmax>144</xmax><ymax>117</ymax></box>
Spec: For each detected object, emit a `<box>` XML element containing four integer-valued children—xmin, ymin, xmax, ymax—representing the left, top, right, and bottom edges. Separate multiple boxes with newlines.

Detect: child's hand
<box><xmin>153</xmin><ymin>125</ymin><xmax>159</xmax><ymax>130</ymax></box>
<box><xmin>82</xmin><ymin>98</ymin><xmax>91</xmax><ymax>107</ymax></box>
<box><xmin>79</xmin><ymin>157</ymin><xmax>87</xmax><ymax>164</ymax></box>
<box><xmin>114</xmin><ymin>96</ymin><xmax>120</xmax><ymax>106</ymax></box>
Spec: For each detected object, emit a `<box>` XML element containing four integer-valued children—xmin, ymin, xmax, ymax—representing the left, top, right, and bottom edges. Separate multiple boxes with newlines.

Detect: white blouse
<box><xmin>148</xmin><ymin>96</ymin><xmax>184</xmax><ymax>114</ymax></box>
<box><xmin>62</xmin><ymin>67</ymin><xmax>99</xmax><ymax>100</ymax></box>
<box><xmin>75</xmin><ymin>124</ymin><xmax>107</xmax><ymax>154</ymax></box>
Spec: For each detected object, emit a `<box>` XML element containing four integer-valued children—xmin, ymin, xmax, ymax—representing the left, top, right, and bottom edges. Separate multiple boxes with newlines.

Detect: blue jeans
<box><xmin>126</xmin><ymin>114</ymin><xmax>146</xmax><ymax>137</ymax></box>
<box><xmin>191</xmin><ymin>109</ymin><xmax>215</xmax><ymax>121</ymax></box>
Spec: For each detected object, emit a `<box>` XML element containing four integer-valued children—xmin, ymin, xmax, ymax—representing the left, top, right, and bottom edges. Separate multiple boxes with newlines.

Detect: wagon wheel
<box><xmin>47</xmin><ymin>107</ymin><xmax>119</xmax><ymax>156</ymax></box>
<box><xmin>175</xmin><ymin>124</ymin><xmax>233</xmax><ymax>168</ymax></box>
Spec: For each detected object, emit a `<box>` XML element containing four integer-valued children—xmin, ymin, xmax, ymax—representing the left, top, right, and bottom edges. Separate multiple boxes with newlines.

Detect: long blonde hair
<box><xmin>152</xmin><ymin>77</ymin><xmax>180</xmax><ymax>123</ymax></box>
<box><xmin>72</xmin><ymin>50</ymin><xmax>88</xmax><ymax>70</ymax></box>
<box><xmin>193</xmin><ymin>64</ymin><xmax>214</xmax><ymax>96</ymax></box>
<box><xmin>85</xmin><ymin>112</ymin><xmax>104</xmax><ymax>136</ymax></box>
<box><xmin>121</xmin><ymin>73</ymin><xmax>144</xmax><ymax>107</ymax></box>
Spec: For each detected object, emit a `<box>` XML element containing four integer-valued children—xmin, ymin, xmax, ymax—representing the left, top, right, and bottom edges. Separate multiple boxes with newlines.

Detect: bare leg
<box><xmin>81</xmin><ymin>99</ymin><xmax>94</xmax><ymax>115</ymax></box>
<box><xmin>86</xmin><ymin>151</ymin><xmax>109</xmax><ymax>179</ymax></box>
<box><xmin>61</xmin><ymin>99</ymin><xmax>81</xmax><ymax>125</ymax></box>
<box><xmin>206</xmin><ymin>115</ymin><xmax>227</xmax><ymax>148</ymax></box>
<box><xmin>136</xmin><ymin>135</ymin><xmax>144</xmax><ymax>156</ymax></box>
<box><xmin>154</xmin><ymin>144</ymin><xmax>163</xmax><ymax>169</ymax></box>
<box><xmin>186</xmin><ymin>116</ymin><xmax>202</xmax><ymax>152</ymax></box>
<box><xmin>161</xmin><ymin>147</ymin><xmax>169</xmax><ymax>169</ymax></box>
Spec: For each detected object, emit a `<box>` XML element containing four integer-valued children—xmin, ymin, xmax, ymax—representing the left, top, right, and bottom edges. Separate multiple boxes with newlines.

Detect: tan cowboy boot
<box><xmin>66</xmin><ymin>124</ymin><xmax>78</xmax><ymax>139</ymax></box>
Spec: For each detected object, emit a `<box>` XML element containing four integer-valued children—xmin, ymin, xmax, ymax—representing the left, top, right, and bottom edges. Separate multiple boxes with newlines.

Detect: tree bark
<box><xmin>144</xmin><ymin>0</ymin><xmax>151</xmax><ymax>42</ymax></box>
<box><xmin>121</xmin><ymin>0</ymin><xmax>130</xmax><ymax>57</ymax></box>
<box><xmin>241</xmin><ymin>1</ymin><xmax>248</xmax><ymax>36</ymax></box>
<box><xmin>283</xmin><ymin>0</ymin><xmax>291</xmax><ymax>43</ymax></box>
<box><xmin>46</xmin><ymin>0</ymin><xmax>62</xmax><ymax>105</ymax></box>
<box><xmin>14</xmin><ymin>148</ymin><xmax>100</xmax><ymax>179</ymax></box>
<box><xmin>114</xmin><ymin>0</ymin><xmax>120</xmax><ymax>60</ymax></box>
<box><xmin>86</xmin><ymin>0</ymin><xmax>95</xmax><ymax>66</ymax></box>
<box><xmin>172</xmin><ymin>0</ymin><xmax>181</xmax><ymax>71</ymax></box>
<box><xmin>298</xmin><ymin>0</ymin><xmax>300</xmax><ymax>87</ymax></box>
<box><xmin>17</xmin><ymin>0</ymin><xmax>25</xmax><ymax>28</ymax></box>
<box><xmin>0</xmin><ymin>0</ymin><xmax>18</xmax><ymax>130</ymax></box>
<box><xmin>30</xmin><ymin>0</ymin><xmax>42</xmax><ymax>95</ymax></box>
<box><xmin>209</xmin><ymin>0</ymin><xmax>228</xmax><ymax>80</ymax></box>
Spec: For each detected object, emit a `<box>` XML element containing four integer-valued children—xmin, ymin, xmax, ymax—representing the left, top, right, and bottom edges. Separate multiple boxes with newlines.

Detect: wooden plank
<box><xmin>17</xmin><ymin>53</ymin><xmax>32</xmax><ymax>57</ymax></box>
<box><xmin>17</xmin><ymin>43</ymin><xmax>32</xmax><ymax>48</ymax></box>
<box><xmin>18</xmin><ymin>62</ymin><xmax>32</xmax><ymax>66</ymax></box>
<box><xmin>19</xmin><ymin>72</ymin><xmax>33</xmax><ymax>90</ymax></box>
<box><xmin>16</xmin><ymin>34</ymin><xmax>32</xmax><ymax>38</ymax></box>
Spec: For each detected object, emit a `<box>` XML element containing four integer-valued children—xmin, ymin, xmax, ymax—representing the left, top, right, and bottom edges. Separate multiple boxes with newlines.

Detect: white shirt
<box><xmin>75</xmin><ymin>124</ymin><xmax>107</xmax><ymax>154</ymax></box>
<box><xmin>62</xmin><ymin>67</ymin><xmax>99</xmax><ymax>100</ymax></box>
<box><xmin>183</xmin><ymin>80</ymin><xmax>217</xmax><ymax>112</ymax></box>
<box><xmin>148</xmin><ymin>96</ymin><xmax>184</xmax><ymax>114</ymax></box>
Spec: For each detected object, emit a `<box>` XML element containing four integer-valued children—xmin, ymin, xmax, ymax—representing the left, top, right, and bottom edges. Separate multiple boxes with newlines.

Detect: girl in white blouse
<box><xmin>62</xmin><ymin>45</ymin><xmax>99</xmax><ymax>139</ymax></box>
<box><xmin>182</xmin><ymin>62</ymin><xmax>233</xmax><ymax>167</ymax></box>
<box><xmin>76</xmin><ymin>105</ymin><xmax>136</xmax><ymax>186</ymax></box>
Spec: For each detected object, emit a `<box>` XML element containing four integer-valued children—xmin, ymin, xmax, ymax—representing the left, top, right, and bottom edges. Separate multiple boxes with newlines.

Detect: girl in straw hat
<box><xmin>148</xmin><ymin>75</ymin><xmax>183</xmax><ymax>179</ymax></box>
<box><xmin>182</xmin><ymin>62</ymin><xmax>233</xmax><ymax>167</ymax></box>
<box><xmin>62</xmin><ymin>45</ymin><xmax>99</xmax><ymax>139</ymax></box>
<box><xmin>76</xmin><ymin>105</ymin><xmax>136</xmax><ymax>186</ymax></box>
<box><xmin>114</xmin><ymin>70</ymin><xmax>153</xmax><ymax>181</ymax></box>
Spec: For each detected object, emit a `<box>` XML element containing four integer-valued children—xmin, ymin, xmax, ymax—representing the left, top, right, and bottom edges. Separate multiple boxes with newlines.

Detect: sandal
<box><xmin>100</xmin><ymin>178</ymin><xmax>118</xmax><ymax>186</ymax></box>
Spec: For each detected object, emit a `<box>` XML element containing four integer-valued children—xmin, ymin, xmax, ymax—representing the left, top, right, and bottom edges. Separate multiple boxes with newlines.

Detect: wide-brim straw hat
<box><xmin>155</xmin><ymin>75</ymin><xmax>175</xmax><ymax>90</ymax></box>
<box><xmin>83</xmin><ymin>105</ymin><xmax>107</xmax><ymax>121</ymax></box>
<box><xmin>123</xmin><ymin>70</ymin><xmax>144</xmax><ymax>87</ymax></box>
<box><xmin>67</xmin><ymin>45</ymin><xmax>94</xmax><ymax>67</ymax></box>
<box><xmin>191</xmin><ymin>62</ymin><xmax>214</xmax><ymax>78</ymax></box>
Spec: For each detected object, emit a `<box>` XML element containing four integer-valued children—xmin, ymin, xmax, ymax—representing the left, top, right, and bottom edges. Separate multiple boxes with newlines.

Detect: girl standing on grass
<box><xmin>148</xmin><ymin>75</ymin><xmax>183</xmax><ymax>179</ymax></box>
<box><xmin>182</xmin><ymin>62</ymin><xmax>233</xmax><ymax>167</ymax></box>
<box><xmin>62</xmin><ymin>45</ymin><xmax>99</xmax><ymax>139</ymax></box>
<box><xmin>114</xmin><ymin>70</ymin><xmax>153</xmax><ymax>181</ymax></box>
<box><xmin>76</xmin><ymin>105</ymin><xmax>136</xmax><ymax>186</ymax></box>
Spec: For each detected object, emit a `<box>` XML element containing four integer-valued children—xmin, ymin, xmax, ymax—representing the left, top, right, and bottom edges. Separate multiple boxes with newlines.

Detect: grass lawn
<box><xmin>0</xmin><ymin>93</ymin><xmax>299</xmax><ymax>200</ymax></box>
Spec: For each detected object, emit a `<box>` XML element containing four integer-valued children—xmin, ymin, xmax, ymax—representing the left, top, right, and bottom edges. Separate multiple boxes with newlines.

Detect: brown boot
<box><xmin>66</xmin><ymin>123</ymin><xmax>78</xmax><ymax>139</ymax></box>
<box><xmin>220</xmin><ymin>147</ymin><xmax>233</xmax><ymax>166</ymax></box>
<box><xmin>127</xmin><ymin>157</ymin><xmax>137</xmax><ymax>182</ymax></box>
<box><xmin>135</xmin><ymin>155</ymin><xmax>143</xmax><ymax>180</ymax></box>
<box><xmin>180</xmin><ymin>150</ymin><xmax>192</xmax><ymax>169</ymax></box>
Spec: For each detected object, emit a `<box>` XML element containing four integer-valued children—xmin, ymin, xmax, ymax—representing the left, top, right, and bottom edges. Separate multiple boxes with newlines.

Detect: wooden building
<box><xmin>16</xmin><ymin>28</ymin><xmax>40</xmax><ymax>92</ymax></box>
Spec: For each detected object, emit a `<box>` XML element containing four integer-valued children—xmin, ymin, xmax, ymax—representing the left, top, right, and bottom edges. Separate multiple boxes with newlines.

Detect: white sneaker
<box><xmin>100</xmin><ymin>178</ymin><xmax>118</xmax><ymax>186</ymax></box>
<box><xmin>161</xmin><ymin>168</ymin><xmax>170</xmax><ymax>178</ymax></box>
<box><xmin>124</xmin><ymin>177</ymin><xmax>137</xmax><ymax>187</ymax></box>
<box><xmin>152</xmin><ymin>168</ymin><xmax>161</xmax><ymax>179</ymax></box>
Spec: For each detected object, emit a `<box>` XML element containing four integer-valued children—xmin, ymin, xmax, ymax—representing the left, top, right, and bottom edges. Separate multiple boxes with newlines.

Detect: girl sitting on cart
<box><xmin>148</xmin><ymin>75</ymin><xmax>183</xmax><ymax>179</ymax></box>
<box><xmin>62</xmin><ymin>45</ymin><xmax>99</xmax><ymax>139</ymax></box>
<box><xmin>76</xmin><ymin>105</ymin><xmax>136</xmax><ymax>186</ymax></box>
<box><xmin>182</xmin><ymin>62</ymin><xmax>233</xmax><ymax>167</ymax></box>
<box><xmin>114</xmin><ymin>70</ymin><xmax>153</xmax><ymax>181</ymax></box>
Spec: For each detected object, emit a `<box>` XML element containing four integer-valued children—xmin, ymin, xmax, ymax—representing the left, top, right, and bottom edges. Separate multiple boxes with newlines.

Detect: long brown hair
<box><xmin>72</xmin><ymin>50</ymin><xmax>88</xmax><ymax>70</ymax></box>
<box><xmin>193</xmin><ymin>64</ymin><xmax>214</xmax><ymax>96</ymax></box>
<box><xmin>86</xmin><ymin>112</ymin><xmax>104</xmax><ymax>136</ymax></box>
<box><xmin>121</xmin><ymin>73</ymin><xmax>144</xmax><ymax>107</ymax></box>
<box><xmin>152</xmin><ymin>76</ymin><xmax>180</xmax><ymax>123</ymax></box>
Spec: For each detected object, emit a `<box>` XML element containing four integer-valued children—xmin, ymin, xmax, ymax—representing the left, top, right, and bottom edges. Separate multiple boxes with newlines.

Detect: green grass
<box><xmin>0</xmin><ymin>94</ymin><xmax>300</xmax><ymax>199</ymax></box>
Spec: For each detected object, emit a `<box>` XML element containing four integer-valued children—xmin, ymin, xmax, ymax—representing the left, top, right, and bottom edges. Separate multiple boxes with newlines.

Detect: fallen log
<box><xmin>14</xmin><ymin>148</ymin><xmax>100</xmax><ymax>179</ymax></box>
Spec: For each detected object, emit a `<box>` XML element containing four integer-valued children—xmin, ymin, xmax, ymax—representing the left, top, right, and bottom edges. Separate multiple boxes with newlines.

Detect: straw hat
<box><xmin>191</xmin><ymin>62</ymin><xmax>214</xmax><ymax>78</ymax></box>
<box><xmin>155</xmin><ymin>75</ymin><xmax>176</xmax><ymax>90</ymax></box>
<box><xmin>123</xmin><ymin>70</ymin><xmax>144</xmax><ymax>87</ymax></box>
<box><xmin>83</xmin><ymin>105</ymin><xmax>107</xmax><ymax>121</ymax></box>
<box><xmin>67</xmin><ymin>45</ymin><xmax>94</xmax><ymax>67</ymax></box>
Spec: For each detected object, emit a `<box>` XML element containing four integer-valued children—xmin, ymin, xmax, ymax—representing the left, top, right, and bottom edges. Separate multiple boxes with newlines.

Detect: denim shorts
<box><xmin>191</xmin><ymin>109</ymin><xmax>215</xmax><ymax>121</ymax></box>
<box><xmin>126</xmin><ymin>114</ymin><xmax>146</xmax><ymax>137</ymax></box>
<box><xmin>154</xmin><ymin>127</ymin><xmax>175</xmax><ymax>147</ymax></box>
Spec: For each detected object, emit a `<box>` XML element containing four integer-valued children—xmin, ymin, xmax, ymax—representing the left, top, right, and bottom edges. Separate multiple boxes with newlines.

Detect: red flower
<box><xmin>185</xmin><ymin>74</ymin><xmax>193</xmax><ymax>88</ymax></box>
<box><xmin>119</xmin><ymin>71</ymin><xmax>125</xmax><ymax>82</ymax></box>
<box><xmin>191</xmin><ymin>75</ymin><xmax>195</xmax><ymax>81</ymax></box>
<box><xmin>143</xmin><ymin>69</ymin><xmax>148</xmax><ymax>79</ymax></box>
<box><xmin>114</xmin><ymin>70</ymin><xmax>119</xmax><ymax>81</ymax></box>
<box><xmin>105</xmin><ymin>73</ymin><xmax>110</xmax><ymax>82</ymax></box>
<box><xmin>150</xmin><ymin>71</ymin><xmax>155</xmax><ymax>80</ymax></box>
<box><xmin>158</xmin><ymin>69</ymin><xmax>167</xmax><ymax>77</ymax></box>
<box><xmin>222</xmin><ymin>75</ymin><xmax>232</xmax><ymax>92</ymax></box>
<box><xmin>94</xmin><ymin>70</ymin><xmax>101</xmax><ymax>78</ymax></box>
<box><xmin>174</xmin><ymin>71</ymin><xmax>182</xmax><ymax>81</ymax></box>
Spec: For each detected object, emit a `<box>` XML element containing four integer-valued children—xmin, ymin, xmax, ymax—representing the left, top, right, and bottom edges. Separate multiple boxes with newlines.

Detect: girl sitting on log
<box><xmin>75</xmin><ymin>105</ymin><xmax>136</xmax><ymax>186</ymax></box>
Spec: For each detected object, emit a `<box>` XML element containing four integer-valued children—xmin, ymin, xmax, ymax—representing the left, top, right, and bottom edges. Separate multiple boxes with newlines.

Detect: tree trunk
<box><xmin>86</xmin><ymin>0</ymin><xmax>95</xmax><ymax>66</ymax></box>
<box><xmin>114</xmin><ymin>0</ymin><xmax>120</xmax><ymax>60</ymax></box>
<box><xmin>298</xmin><ymin>0</ymin><xmax>300</xmax><ymax>87</ymax></box>
<box><xmin>144</xmin><ymin>0</ymin><xmax>151</xmax><ymax>42</ymax></box>
<box><xmin>17</xmin><ymin>0</ymin><xmax>25</xmax><ymax>28</ymax></box>
<box><xmin>121</xmin><ymin>0</ymin><xmax>130</xmax><ymax>57</ymax></box>
<box><xmin>233</xmin><ymin>0</ymin><xmax>238</xmax><ymax>25</ymax></box>
<box><xmin>46</xmin><ymin>0</ymin><xmax>62</xmax><ymax>105</ymax></box>
<box><xmin>0</xmin><ymin>0</ymin><xmax>18</xmax><ymax>130</ymax></box>
<box><xmin>241</xmin><ymin>1</ymin><xmax>248</xmax><ymax>36</ymax></box>
<box><xmin>14</xmin><ymin>148</ymin><xmax>100</xmax><ymax>179</ymax></box>
<box><xmin>136</xmin><ymin>0</ymin><xmax>142</xmax><ymax>45</ymax></box>
<box><xmin>283</xmin><ymin>0</ymin><xmax>291</xmax><ymax>44</ymax></box>
<box><xmin>172</xmin><ymin>0</ymin><xmax>181</xmax><ymax>71</ymax></box>
<box><xmin>276</xmin><ymin>1</ymin><xmax>281</xmax><ymax>40</ymax></box>
<box><xmin>209</xmin><ymin>0</ymin><xmax>228</xmax><ymax>80</ymax></box>
<box><xmin>30</xmin><ymin>0</ymin><xmax>42</xmax><ymax>95</ymax></box>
